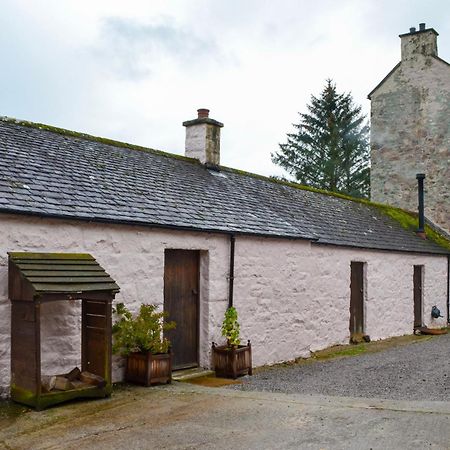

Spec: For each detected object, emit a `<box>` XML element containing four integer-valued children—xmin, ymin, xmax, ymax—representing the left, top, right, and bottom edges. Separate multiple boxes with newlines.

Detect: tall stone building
<box><xmin>369</xmin><ymin>23</ymin><xmax>450</xmax><ymax>234</ymax></box>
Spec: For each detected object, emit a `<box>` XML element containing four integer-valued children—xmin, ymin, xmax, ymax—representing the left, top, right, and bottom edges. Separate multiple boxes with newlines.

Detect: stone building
<box><xmin>0</xmin><ymin>110</ymin><xmax>449</xmax><ymax>397</ymax></box>
<box><xmin>369</xmin><ymin>23</ymin><xmax>450</xmax><ymax>235</ymax></box>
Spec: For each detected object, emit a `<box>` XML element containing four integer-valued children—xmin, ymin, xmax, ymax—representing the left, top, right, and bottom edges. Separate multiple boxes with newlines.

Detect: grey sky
<box><xmin>1</xmin><ymin>0</ymin><xmax>449</xmax><ymax>177</ymax></box>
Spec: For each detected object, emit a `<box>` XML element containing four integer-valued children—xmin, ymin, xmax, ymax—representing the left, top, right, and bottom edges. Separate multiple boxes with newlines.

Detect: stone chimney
<box><xmin>400</xmin><ymin>23</ymin><xmax>438</xmax><ymax>61</ymax></box>
<box><xmin>183</xmin><ymin>109</ymin><xmax>224</xmax><ymax>167</ymax></box>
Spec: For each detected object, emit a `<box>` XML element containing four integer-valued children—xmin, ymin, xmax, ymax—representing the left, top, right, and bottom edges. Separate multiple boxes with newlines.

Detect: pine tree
<box><xmin>272</xmin><ymin>80</ymin><xmax>370</xmax><ymax>198</ymax></box>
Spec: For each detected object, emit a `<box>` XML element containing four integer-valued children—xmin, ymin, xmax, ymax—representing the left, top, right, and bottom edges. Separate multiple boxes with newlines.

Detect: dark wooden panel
<box><xmin>10</xmin><ymin>253</ymin><xmax>94</xmax><ymax>260</ymax></box>
<box><xmin>19</xmin><ymin>264</ymin><xmax>104</xmax><ymax>271</ymax></box>
<box><xmin>164</xmin><ymin>250</ymin><xmax>199</xmax><ymax>370</ymax></box>
<box><xmin>11</xmin><ymin>302</ymin><xmax>40</xmax><ymax>394</ymax></box>
<box><xmin>82</xmin><ymin>300</ymin><xmax>111</xmax><ymax>383</ymax></box>
<box><xmin>350</xmin><ymin>262</ymin><xmax>364</xmax><ymax>336</ymax></box>
<box><xmin>28</xmin><ymin>276</ymin><xmax>115</xmax><ymax>283</ymax></box>
<box><xmin>22</xmin><ymin>270</ymin><xmax>106</xmax><ymax>277</ymax></box>
<box><xmin>414</xmin><ymin>265</ymin><xmax>423</xmax><ymax>328</ymax></box>
<box><xmin>85</xmin><ymin>314</ymin><xmax>106</xmax><ymax>328</ymax></box>
<box><xmin>33</xmin><ymin>282</ymin><xmax>119</xmax><ymax>293</ymax></box>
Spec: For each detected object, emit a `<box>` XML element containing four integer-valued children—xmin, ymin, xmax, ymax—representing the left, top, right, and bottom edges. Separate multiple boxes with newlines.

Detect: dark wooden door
<box><xmin>350</xmin><ymin>262</ymin><xmax>364</xmax><ymax>336</ymax></box>
<box><xmin>164</xmin><ymin>250</ymin><xmax>199</xmax><ymax>370</ymax></box>
<box><xmin>413</xmin><ymin>265</ymin><xmax>423</xmax><ymax>328</ymax></box>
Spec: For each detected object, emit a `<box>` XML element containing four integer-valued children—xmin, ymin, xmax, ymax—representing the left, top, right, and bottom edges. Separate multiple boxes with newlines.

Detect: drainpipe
<box><xmin>447</xmin><ymin>255</ymin><xmax>450</xmax><ymax>324</ymax></box>
<box><xmin>416</xmin><ymin>173</ymin><xmax>426</xmax><ymax>239</ymax></box>
<box><xmin>228</xmin><ymin>234</ymin><xmax>235</xmax><ymax>308</ymax></box>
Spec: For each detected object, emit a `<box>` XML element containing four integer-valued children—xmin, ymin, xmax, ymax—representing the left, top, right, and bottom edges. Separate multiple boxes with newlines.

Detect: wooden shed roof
<box><xmin>8</xmin><ymin>252</ymin><xmax>120</xmax><ymax>299</ymax></box>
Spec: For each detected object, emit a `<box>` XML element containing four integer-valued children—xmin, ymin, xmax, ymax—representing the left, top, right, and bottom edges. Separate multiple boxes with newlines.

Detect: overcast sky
<box><xmin>1</xmin><ymin>0</ymin><xmax>449</xmax><ymax>177</ymax></box>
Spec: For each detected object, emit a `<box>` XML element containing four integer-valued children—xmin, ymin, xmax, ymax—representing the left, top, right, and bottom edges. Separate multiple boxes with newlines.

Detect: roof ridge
<box><xmin>0</xmin><ymin>115</ymin><xmax>200</xmax><ymax>165</ymax></box>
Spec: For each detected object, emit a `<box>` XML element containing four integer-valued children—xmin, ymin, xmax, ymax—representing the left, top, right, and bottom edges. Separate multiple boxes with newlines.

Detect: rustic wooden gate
<box><xmin>350</xmin><ymin>261</ymin><xmax>365</xmax><ymax>337</ymax></box>
<box><xmin>163</xmin><ymin>250</ymin><xmax>200</xmax><ymax>370</ymax></box>
<box><xmin>413</xmin><ymin>265</ymin><xmax>423</xmax><ymax>328</ymax></box>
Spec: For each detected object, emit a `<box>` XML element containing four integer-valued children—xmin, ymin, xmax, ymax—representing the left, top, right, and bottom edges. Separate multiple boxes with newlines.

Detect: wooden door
<box><xmin>350</xmin><ymin>262</ymin><xmax>364</xmax><ymax>336</ymax></box>
<box><xmin>164</xmin><ymin>250</ymin><xmax>199</xmax><ymax>370</ymax></box>
<box><xmin>413</xmin><ymin>265</ymin><xmax>423</xmax><ymax>328</ymax></box>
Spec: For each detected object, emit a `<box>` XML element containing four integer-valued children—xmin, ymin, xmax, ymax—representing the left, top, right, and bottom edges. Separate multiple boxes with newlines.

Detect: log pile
<box><xmin>41</xmin><ymin>367</ymin><xmax>106</xmax><ymax>392</ymax></box>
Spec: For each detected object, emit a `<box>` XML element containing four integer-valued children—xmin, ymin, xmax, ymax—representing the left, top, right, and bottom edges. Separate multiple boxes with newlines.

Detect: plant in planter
<box><xmin>112</xmin><ymin>303</ymin><xmax>176</xmax><ymax>386</ymax></box>
<box><xmin>212</xmin><ymin>306</ymin><xmax>252</xmax><ymax>379</ymax></box>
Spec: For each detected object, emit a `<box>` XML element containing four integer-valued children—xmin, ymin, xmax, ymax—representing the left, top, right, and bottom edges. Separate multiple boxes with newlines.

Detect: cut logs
<box><xmin>41</xmin><ymin>367</ymin><xmax>105</xmax><ymax>392</ymax></box>
<box><xmin>41</xmin><ymin>375</ymin><xmax>56</xmax><ymax>393</ymax></box>
<box><xmin>54</xmin><ymin>376</ymin><xmax>74</xmax><ymax>391</ymax></box>
<box><xmin>66</xmin><ymin>367</ymin><xmax>81</xmax><ymax>381</ymax></box>
<box><xmin>80</xmin><ymin>371</ymin><xmax>107</xmax><ymax>388</ymax></box>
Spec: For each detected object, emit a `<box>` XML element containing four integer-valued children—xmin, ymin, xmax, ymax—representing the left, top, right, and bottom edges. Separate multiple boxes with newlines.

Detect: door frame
<box><xmin>350</xmin><ymin>261</ymin><xmax>366</xmax><ymax>338</ymax></box>
<box><xmin>413</xmin><ymin>265</ymin><xmax>424</xmax><ymax>329</ymax></box>
<box><xmin>163</xmin><ymin>249</ymin><xmax>200</xmax><ymax>370</ymax></box>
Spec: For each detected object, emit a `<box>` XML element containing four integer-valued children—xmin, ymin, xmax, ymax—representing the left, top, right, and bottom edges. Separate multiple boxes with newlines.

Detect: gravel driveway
<box><xmin>233</xmin><ymin>334</ymin><xmax>450</xmax><ymax>400</ymax></box>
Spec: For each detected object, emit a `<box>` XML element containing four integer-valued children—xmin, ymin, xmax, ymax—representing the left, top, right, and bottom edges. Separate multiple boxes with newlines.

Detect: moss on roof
<box><xmin>0</xmin><ymin>116</ymin><xmax>200</xmax><ymax>165</ymax></box>
<box><xmin>221</xmin><ymin>167</ymin><xmax>450</xmax><ymax>252</ymax></box>
<box><xmin>2</xmin><ymin>116</ymin><xmax>449</xmax><ymax>252</ymax></box>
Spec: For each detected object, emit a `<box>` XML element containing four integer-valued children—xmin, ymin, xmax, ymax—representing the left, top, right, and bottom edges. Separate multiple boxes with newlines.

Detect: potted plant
<box><xmin>112</xmin><ymin>303</ymin><xmax>176</xmax><ymax>386</ymax></box>
<box><xmin>212</xmin><ymin>306</ymin><xmax>252</xmax><ymax>379</ymax></box>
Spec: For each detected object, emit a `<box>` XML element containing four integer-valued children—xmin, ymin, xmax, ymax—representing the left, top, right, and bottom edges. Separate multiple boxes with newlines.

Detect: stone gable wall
<box><xmin>370</xmin><ymin>54</ymin><xmax>450</xmax><ymax>235</ymax></box>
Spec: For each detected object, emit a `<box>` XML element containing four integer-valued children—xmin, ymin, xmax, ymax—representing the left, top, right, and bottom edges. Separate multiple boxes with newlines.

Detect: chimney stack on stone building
<box><xmin>183</xmin><ymin>109</ymin><xmax>224</xmax><ymax>167</ymax></box>
<box><xmin>369</xmin><ymin>24</ymin><xmax>450</xmax><ymax>236</ymax></box>
<box><xmin>400</xmin><ymin>23</ymin><xmax>438</xmax><ymax>61</ymax></box>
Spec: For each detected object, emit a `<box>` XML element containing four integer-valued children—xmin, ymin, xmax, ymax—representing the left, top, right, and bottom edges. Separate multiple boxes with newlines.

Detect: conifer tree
<box><xmin>272</xmin><ymin>80</ymin><xmax>370</xmax><ymax>198</ymax></box>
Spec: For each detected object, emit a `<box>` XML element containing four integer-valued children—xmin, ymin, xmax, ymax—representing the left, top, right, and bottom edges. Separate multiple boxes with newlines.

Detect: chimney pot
<box><xmin>197</xmin><ymin>108</ymin><xmax>210</xmax><ymax>119</ymax></box>
<box><xmin>400</xmin><ymin>25</ymin><xmax>438</xmax><ymax>60</ymax></box>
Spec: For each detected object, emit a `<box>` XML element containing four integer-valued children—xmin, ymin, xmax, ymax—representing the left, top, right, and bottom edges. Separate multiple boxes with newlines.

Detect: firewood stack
<box><xmin>41</xmin><ymin>367</ymin><xmax>106</xmax><ymax>392</ymax></box>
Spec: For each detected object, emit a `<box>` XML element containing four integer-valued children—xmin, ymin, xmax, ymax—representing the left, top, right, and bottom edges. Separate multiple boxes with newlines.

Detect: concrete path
<box><xmin>1</xmin><ymin>382</ymin><xmax>450</xmax><ymax>450</ymax></box>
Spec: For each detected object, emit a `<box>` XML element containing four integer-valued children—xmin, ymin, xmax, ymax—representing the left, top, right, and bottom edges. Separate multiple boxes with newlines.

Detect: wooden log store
<box><xmin>8</xmin><ymin>252</ymin><xmax>120</xmax><ymax>410</ymax></box>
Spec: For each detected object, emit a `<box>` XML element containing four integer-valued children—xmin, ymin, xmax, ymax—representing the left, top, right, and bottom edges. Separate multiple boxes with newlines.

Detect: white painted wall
<box><xmin>234</xmin><ymin>238</ymin><xmax>448</xmax><ymax>368</ymax></box>
<box><xmin>0</xmin><ymin>213</ymin><xmax>448</xmax><ymax>396</ymax></box>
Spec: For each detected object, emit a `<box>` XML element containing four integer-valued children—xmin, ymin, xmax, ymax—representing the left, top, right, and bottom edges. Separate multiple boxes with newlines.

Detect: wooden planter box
<box><xmin>212</xmin><ymin>341</ymin><xmax>252</xmax><ymax>379</ymax></box>
<box><xmin>125</xmin><ymin>351</ymin><xmax>172</xmax><ymax>386</ymax></box>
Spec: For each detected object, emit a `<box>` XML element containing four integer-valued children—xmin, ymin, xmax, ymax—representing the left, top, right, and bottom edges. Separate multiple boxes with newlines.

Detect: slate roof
<box><xmin>0</xmin><ymin>117</ymin><xmax>448</xmax><ymax>255</ymax></box>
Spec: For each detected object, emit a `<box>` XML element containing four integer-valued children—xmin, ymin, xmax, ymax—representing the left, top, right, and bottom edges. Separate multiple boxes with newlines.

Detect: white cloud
<box><xmin>1</xmin><ymin>0</ymin><xmax>449</xmax><ymax>178</ymax></box>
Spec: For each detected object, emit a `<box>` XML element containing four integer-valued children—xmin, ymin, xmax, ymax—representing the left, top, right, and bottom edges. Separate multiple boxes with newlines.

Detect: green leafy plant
<box><xmin>112</xmin><ymin>303</ymin><xmax>176</xmax><ymax>356</ymax></box>
<box><xmin>221</xmin><ymin>307</ymin><xmax>241</xmax><ymax>347</ymax></box>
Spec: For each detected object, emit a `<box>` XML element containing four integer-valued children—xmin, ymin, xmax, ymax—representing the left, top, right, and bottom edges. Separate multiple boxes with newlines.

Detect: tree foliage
<box><xmin>272</xmin><ymin>79</ymin><xmax>370</xmax><ymax>198</ymax></box>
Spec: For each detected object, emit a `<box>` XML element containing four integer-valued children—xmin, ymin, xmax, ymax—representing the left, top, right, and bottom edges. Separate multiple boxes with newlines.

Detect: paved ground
<box><xmin>1</xmin><ymin>383</ymin><xmax>450</xmax><ymax>449</ymax></box>
<box><xmin>234</xmin><ymin>334</ymin><xmax>450</xmax><ymax>400</ymax></box>
<box><xmin>1</xmin><ymin>335</ymin><xmax>450</xmax><ymax>449</ymax></box>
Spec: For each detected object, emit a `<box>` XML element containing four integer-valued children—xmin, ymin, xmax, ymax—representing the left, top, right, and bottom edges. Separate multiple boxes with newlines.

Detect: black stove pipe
<box><xmin>228</xmin><ymin>234</ymin><xmax>235</xmax><ymax>308</ymax></box>
<box><xmin>416</xmin><ymin>173</ymin><xmax>426</xmax><ymax>236</ymax></box>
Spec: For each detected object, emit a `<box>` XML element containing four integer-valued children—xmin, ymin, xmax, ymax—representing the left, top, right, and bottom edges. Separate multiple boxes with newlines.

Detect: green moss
<box><xmin>314</xmin><ymin>343</ymin><xmax>368</xmax><ymax>360</ymax></box>
<box><xmin>222</xmin><ymin>166</ymin><xmax>450</xmax><ymax>251</ymax></box>
<box><xmin>0</xmin><ymin>116</ymin><xmax>199</xmax><ymax>165</ymax></box>
<box><xmin>0</xmin><ymin>398</ymin><xmax>31</xmax><ymax>421</ymax></box>
<box><xmin>9</xmin><ymin>252</ymin><xmax>94</xmax><ymax>260</ymax></box>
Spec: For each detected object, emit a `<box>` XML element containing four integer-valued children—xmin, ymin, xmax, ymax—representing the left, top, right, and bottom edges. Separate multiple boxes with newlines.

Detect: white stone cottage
<box><xmin>0</xmin><ymin>107</ymin><xmax>449</xmax><ymax>397</ymax></box>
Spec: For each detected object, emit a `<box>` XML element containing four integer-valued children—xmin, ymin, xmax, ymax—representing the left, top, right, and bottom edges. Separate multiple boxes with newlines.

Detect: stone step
<box><xmin>172</xmin><ymin>368</ymin><xmax>215</xmax><ymax>381</ymax></box>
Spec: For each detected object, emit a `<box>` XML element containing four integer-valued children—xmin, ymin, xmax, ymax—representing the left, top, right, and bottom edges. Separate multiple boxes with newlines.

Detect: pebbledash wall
<box><xmin>0</xmin><ymin>213</ymin><xmax>447</xmax><ymax>396</ymax></box>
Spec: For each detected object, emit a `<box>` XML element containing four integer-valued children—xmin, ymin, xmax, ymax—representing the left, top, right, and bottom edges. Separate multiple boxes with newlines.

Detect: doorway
<box><xmin>350</xmin><ymin>261</ymin><xmax>365</xmax><ymax>337</ymax></box>
<box><xmin>413</xmin><ymin>265</ymin><xmax>423</xmax><ymax>329</ymax></box>
<box><xmin>164</xmin><ymin>249</ymin><xmax>200</xmax><ymax>370</ymax></box>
